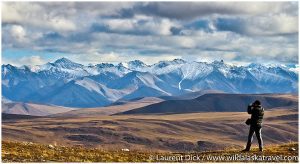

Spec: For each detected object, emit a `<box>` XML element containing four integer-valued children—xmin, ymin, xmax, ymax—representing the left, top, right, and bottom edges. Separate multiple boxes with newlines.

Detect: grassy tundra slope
<box><xmin>2</xmin><ymin>94</ymin><xmax>298</xmax><ymax>162</ymax></box>
<box><xmin>2</xmin><ymin>102</ymin><xmax>76</xmax><ymax>116</ymax></box>
<box><xmin>2</xmin><ymin>107</ymin><xmax>298</xmax><ymax>152</ymax></box>
<box><xmin>51</xmin><ymin>97</ymin><xmax>163</xmax><ymax>117</ymax></box>
<box><xmin>2</xmin><ymin>141</ymin><xmax>298</xmax><ymax>162</ymax></box>
<box><xmin>119</xmin><ymin>93</ymin><xmax>297</xmax><ymax>114</ymax></box>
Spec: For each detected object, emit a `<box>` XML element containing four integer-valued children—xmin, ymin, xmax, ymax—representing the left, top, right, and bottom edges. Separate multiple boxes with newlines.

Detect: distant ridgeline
<box><xmin>2</xmin><ymin>58</ymin><xmax>298</xmax><ymax>107</ymax></box>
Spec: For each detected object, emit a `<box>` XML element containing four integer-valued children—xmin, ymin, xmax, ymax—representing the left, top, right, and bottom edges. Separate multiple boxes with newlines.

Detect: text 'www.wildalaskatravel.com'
<box><xmin>150</xmin><ymin>154</ymin><xmax>299</xmax><ymax>162</ymax></box>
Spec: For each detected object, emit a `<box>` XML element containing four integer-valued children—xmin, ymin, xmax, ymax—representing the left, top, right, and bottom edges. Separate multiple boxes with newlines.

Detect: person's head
<box><xmin>253</xmin><ymin>100</ymin><xmax>261</xmax><ymax>106</ymax></box>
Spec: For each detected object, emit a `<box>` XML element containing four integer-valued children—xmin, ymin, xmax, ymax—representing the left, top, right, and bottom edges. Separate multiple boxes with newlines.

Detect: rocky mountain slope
<box><xmin>2</xmin><ymin>58</ymin><xmax>298</xmax><ymax>107</ymax></box>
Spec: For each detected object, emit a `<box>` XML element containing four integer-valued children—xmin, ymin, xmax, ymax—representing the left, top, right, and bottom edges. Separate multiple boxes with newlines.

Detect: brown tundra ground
<box><xmin>2</xmin><ymin>106</ymin><xmax>298</xmax><ymax>152</ymax></box>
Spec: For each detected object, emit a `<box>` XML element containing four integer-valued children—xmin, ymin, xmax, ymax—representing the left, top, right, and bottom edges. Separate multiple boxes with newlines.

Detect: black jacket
<box><xmin>248</xmin><ymin>105</ymin><xmax>264</xmax><ymax>126</ymax></box>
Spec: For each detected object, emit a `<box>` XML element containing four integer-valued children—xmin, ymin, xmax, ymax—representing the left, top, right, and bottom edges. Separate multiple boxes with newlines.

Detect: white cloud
<box><xmin>105</xmin><ymin>19</ymin><xmax>135</xmax><ymax>32</ymax></box>
<box><xmin>242</xmin><ymin>14</ymin><xmax>298</xmax><ymax>36</ymax></box>
<box><xmin>2</xmin><ymin>3</ymin><xmax>22</xmax><ymax>23</ymax></box>
<box><xmin>137</xmin><ymin>2</ymin><xmax>297</xmax><ymax>20</ymax></box>
<box><xmin>20</xmin><ymin>56</ymin><xmax>45</xmax><ymax>65</ymax></box>
<box><xmin>102</xmin><ymin>16</ymin><xmax>180</xmax><ymax>35</ymax></box>
<box><xmin>10</xmin><ymin>25</ymin><xmax>26</xmax><ymax>42</ymax></box>
<box><xmin>71</xmin><ymin>51</ymin><xmax>181</xmax><ymax>65</ymax></box>
<box><xmin>2</xmin><ymin>56</ymin><xmax>46</xmax><ymax>66</ymax></box>
<box><xmin>47</xmin><ymin>17</ymin><xmax>77</xmax><ymax>32</ymax></box>
<box><xmin>140</xmin><ymin>18</ymin><xmax>178</xmax><ymax>35</ymax></box>
<box><xmin>223</xmin><ymin>53</ymin><xmax>237</xmax><ymax>60</ymax></box>
<box><xmin>2</xmin><ymin>2</ymin><xmax>298</xmax><ymax>65</ymax></box>
<box><xmin>13</xmin><ymin>29</ymin><xmax>295</xmax><ymax>65</ymax></box>
<box><xmin>2</xmin><ymin>2</ymin><xmax>77</xmax><ymax>32</ymax></box>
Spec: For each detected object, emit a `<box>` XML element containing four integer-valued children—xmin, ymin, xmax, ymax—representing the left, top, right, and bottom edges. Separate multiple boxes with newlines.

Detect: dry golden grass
<box><xmin>2</xmin><ymin>141</ymin><xmax>153</xmax><ymax>162</ymax></box>
<box><xmin>3</xmin><ymin>108</ymin><xmax>298</xmax><ymax>152</ymax></box>
<box><xmin>2</xmin><ymin>141</ymin><xmax>298</xmax><ymax>162</ymax></box>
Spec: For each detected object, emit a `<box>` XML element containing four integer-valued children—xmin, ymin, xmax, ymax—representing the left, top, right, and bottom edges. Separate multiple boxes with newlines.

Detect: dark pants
<box><xmin>245</xmin><ymin>125</ymin><xmax>263</xmax><ymax>150</ymax></box>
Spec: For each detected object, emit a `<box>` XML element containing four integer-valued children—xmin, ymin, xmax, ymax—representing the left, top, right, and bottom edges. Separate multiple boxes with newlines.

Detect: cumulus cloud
<box><xmin>71</xmin><ymin>51</ymin><xmax>181</xmax><ymax>65</ymax></box>
<box><xmin>2</xmin><ymin>25</ymin><xmax>31</xmax><ymax>49</ymax></box>
<box><xmin>92</xmin><ymin>16</ymin><xmax>180</xmax><ymax>36</ymax></box>
<box><xmin>9</xmin><ymin>25</ymin><xmax>26</xmax><ymax>42</ymax></box>
<box><xmin>19</xmin><ymin>56</ymin><xmax>45</xmax><ymax>65</ymax></box>
<box><xmin>214</xmin><ymin>14</ymin><xmax>298</xmax><ymax>36</ymax></box>
<box><xmin>130</xmin><ymin>2</ymin><xmax>297</xmax><ymax>20</ymax></box>
<box><xmin>1</xmin><ymin>2</ymin><xmax>298</xmax><ymax>65</ymax></box>
<box><xmin>2</xmin><ymin>2</ymin><xmax>78</xmax><ymax>32</ymax></box>
<box><xmin>2</xmin><ymin>55</ymin><xmax>46</xmax><ymax>66</ymax></box>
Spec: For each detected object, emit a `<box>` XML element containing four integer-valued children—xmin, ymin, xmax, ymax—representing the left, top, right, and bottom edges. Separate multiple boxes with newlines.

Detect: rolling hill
<box><xmin>2</xmin><ymin>107</ymin><xmax>298</xmax><ymax>152</ymax></box>
<box><xmin>52</xmin><ymin>97</ymin><xmax>163</xmax><ymax>117</ymax></box>
<box><xmin>2</xmin><ymin>102</ymin><xmax>76</xmax><ymax>116</ymax></box>
<box><xmin>119</xmin><ymin>93</ymin><xmax>298</xmax><ymax>115</ymax></box>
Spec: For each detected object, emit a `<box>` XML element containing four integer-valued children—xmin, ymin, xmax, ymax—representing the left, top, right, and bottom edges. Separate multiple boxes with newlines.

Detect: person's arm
<box><xmin>247</xmin><ymin>104</ymin><xmax>252</xmax><ymax>114</ymax></box>
<box><xmin>259</xmin><ymin>107</ymin><xmax>264</xmax><ymax>118</ymax></box>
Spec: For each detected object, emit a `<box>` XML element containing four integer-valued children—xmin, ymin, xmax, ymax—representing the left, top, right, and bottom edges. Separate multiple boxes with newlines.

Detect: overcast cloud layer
<box><xmin>2</xmin><ymin>2</ymin><xmax>299</xmax><ymax>66</ymax></box>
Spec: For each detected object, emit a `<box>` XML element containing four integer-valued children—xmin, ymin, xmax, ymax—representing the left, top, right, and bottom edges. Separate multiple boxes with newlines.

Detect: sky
<box><xmin>1</xmin><ymin>2</ymin><xmax>299</xmax><ymax>66</ymax></box>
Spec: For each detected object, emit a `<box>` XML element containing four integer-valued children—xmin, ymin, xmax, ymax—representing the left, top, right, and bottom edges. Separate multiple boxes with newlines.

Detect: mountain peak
<box><xmin>54</xmin><ymin>57</ymin><xmax>74</xmax><ymax>64</ymax></box>
<box><xmin>212</xmin><ymin>60</ymin><xmax>225</xmax><ymax>65</ymax></box>
<box><xmin>2</xmin><ymin>64</ymin><xmax>14</xmax><ymax>69</ymax></box>
<box><xmin>2</xmin><ymin>58</ymin><xmax>298</xmax><ymax>108</ymax></box>
<box><xmin>117</xmin><ymin>62</ymin><xmax>126</xmax><ymax>67</ymax></box>
<box><xmin>154</xmin><ymin>58</ymin><xmax>186</xmax><ymax>68</ymax></box>
<box><xmin>248</xmin><ymin>63</ymin><xmax>266</xmax><ymax>69</ymax></box>
<box><xmin>172</xmin><ymin>58</ymin><xmax>186</xmax><ymax>64</ymax></box>
<box><xmin>53</xmin><ymin>57</ymin><xmax>82</xmax><ymax>69</ymax></box>
<box><xmin>128</xmin><ymin>60</ymin><xmax>147</xmax><ymax>68</ymax></box>
<box><xmin>96</xmin><ymin>63</ymin><xmax>115</xmax><ymax>68</ymax></box>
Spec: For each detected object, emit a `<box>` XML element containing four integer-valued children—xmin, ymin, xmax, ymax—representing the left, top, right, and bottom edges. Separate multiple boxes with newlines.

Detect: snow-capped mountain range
<box><xmin>2</xmin><ymin>58</ymin><xmax>298</xmax><ymax>107</ymax></box>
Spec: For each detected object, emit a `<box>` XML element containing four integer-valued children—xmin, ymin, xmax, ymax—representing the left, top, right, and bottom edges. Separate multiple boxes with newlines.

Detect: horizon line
<box><xmin>2</xmin><ymin>57</ymin><xmax>298</xmax><ymax>68</ymax></box>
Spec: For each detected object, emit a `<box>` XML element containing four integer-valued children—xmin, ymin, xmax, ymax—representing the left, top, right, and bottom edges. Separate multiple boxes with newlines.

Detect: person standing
<box><xmin>243</xmin><ymin>100</ymin><xmax>264</xmax><ymax>152</ymax></box>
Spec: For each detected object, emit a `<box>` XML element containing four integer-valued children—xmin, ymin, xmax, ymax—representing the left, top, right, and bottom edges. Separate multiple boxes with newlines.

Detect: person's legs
<box><xmin>244</xmin><ymin>126</ymin><xmax>255</xmax><ymax>151</ymax></box>
<box><xmin>255</xmin><ymin>127</ymin><xmax>263</xmax><ymax>151</ymax></box>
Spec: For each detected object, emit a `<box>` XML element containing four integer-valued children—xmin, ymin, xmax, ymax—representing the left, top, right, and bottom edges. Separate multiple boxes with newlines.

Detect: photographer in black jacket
<box><xmin>243</xmin><ymin>100</ymin><xmax>264</xmax><ymax>152</ymax></box>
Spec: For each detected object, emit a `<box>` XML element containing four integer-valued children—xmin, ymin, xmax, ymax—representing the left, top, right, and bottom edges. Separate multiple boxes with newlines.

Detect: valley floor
<box><xmin>2</xmin><ymin>107</ymin><xmax>298</xmax><ymax>152</ymax></box>
<box><xmin>2</xmin><ymin>141</ymin><xmax>298</xmax><ymax>162</ymax></box>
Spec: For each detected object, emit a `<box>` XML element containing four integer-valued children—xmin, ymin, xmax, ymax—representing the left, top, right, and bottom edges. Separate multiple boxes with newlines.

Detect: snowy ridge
<box><xmin>2</xmin><ymin>58</ymin><xmax>298</xmax><ymax>108</ymax></box>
